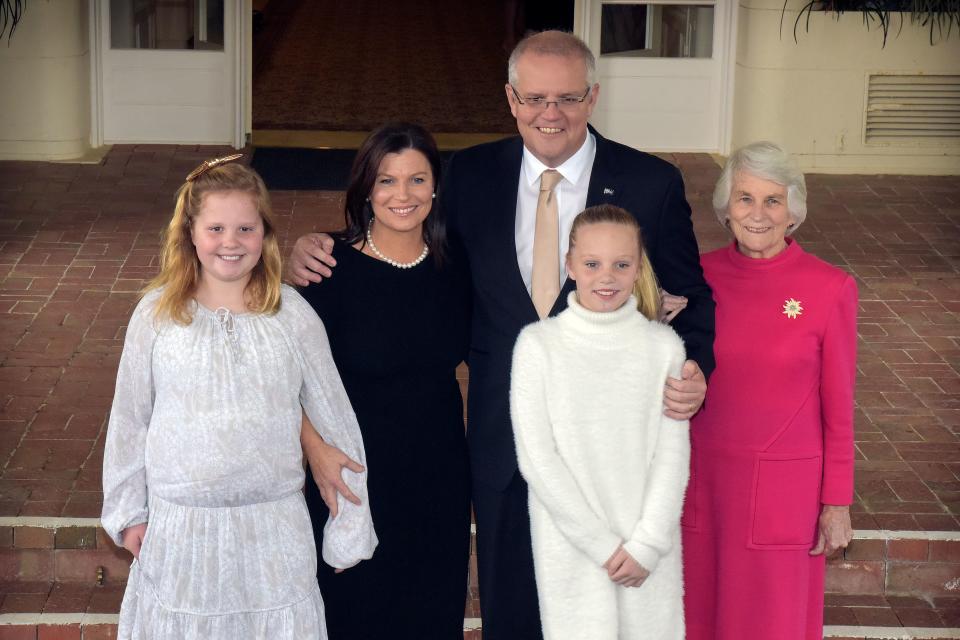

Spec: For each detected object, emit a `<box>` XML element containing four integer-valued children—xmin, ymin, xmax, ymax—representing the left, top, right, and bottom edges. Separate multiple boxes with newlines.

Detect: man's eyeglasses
<box><xmin>510</xmin><ymin>85</ymin><xmax>592</xmax><ymax>111</ymax></box>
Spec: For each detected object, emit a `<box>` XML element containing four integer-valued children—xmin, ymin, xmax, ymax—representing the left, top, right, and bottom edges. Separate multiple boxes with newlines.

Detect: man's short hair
<box><xmin>508</xmin><ymin>30</ymin><xmax>597</xmax><ymax>88</ymax></box>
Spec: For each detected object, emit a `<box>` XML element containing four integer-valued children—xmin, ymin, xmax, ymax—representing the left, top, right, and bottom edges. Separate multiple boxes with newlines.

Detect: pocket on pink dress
<box><xmin>748</xmin><ymin>454</ymin><xmax>821</xmax><ymax>549</ymax></box>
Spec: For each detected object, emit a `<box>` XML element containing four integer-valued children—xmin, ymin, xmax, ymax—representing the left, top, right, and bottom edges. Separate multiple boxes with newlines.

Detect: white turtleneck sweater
<box><xmin>510</xmin><ymin>292</ymin><xmax>690</xmax><ymax>639</ymax></box>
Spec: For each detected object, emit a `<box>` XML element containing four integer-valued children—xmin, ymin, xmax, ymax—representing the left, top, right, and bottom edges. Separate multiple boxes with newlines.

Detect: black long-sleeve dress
<box><xmin>301</xmin><ymin>238</ymin><xmax>471</xmax><ymax>640</ymax></box>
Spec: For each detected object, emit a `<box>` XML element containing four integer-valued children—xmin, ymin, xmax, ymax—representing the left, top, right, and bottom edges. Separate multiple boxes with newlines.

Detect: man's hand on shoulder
<box><xmin>659</xmin><ymin>288</ymin><xmax>688</xmax><ymax>323</ymax></box>
<box><xmin>664</xmin><ymin>360</ymin><xmax>706</xmax><ymax>420</ymax></box>
<box><xmin>288</xmin><ymin>233</ymin><xmax>336</xmax><ymax>286</ymax></box>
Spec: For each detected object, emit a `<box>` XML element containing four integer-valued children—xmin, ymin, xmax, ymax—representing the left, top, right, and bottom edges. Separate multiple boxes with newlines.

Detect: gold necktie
<box><xmin>531</xmin><ymin>169</ymin><xmax>563</xmax><ymax>319</ymax></box>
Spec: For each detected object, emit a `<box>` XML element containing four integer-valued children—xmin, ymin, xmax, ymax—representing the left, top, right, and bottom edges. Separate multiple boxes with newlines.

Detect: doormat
<box><xmin>251</xmin><ymin>147</ymin><xmax>454</xmax><ymax>191</ymax></box>
<box><xmin>250</xmin><ymin>147</ymin><xmax>359</xmax><ymax>191</ymax></box>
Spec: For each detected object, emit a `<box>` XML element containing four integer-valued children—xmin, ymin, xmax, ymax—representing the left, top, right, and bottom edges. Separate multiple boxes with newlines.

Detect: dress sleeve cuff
<box><xmin>103</xmin><ymin>510</ymin><xmax>149</xmax><ymax>548</ymax></box>
<box><xmin>622</xmin><ymin>540</ymin><xmax>662</xmax><ymax>573</ymax></box>
<box><xmin>585</xmin><ymin>531</ymin><xmax>623</xmax><ymax>568</ymax></box>
<box><xmin>821</xmin><ymin>470</ymin><xmax>854</xmax><ymax>506</ymax></box>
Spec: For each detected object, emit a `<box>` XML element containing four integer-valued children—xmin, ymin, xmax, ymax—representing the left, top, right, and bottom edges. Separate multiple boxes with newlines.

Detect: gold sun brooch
<box><xmin>782</xmin><ymin>298</ymin><xmax>803</xmax><ymax>319</ymax></box>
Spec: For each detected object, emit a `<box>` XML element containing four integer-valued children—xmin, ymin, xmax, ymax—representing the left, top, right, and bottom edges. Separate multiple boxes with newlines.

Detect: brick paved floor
<box><xmin>0</xmin><ymin>146</ymin><xmax>958</xmax><ymax>530</ymax></box>
<box><xmin>2</xmin><ymin>585</ymin><xmax>957</xmax><ymax>632</ymax></box>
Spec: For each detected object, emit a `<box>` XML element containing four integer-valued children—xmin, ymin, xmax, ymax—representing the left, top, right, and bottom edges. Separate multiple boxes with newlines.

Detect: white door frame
<box><xmin>90</xmin><ymin>1</ymin><xmax>104</xmax><ymax>148</ymax></box>
<box><xmin>88</xmin><ymin>0</ymin><xmax>248</xmax><ymax>149</ymax></box>
<box><xmin>718</xmin><ymin>1</ymin><xmax>737</xmax><ymax>155</ymax></box>
<box><xmin>240</xmin><ymin>0</ymin><xmax>252</xmax><ymax>144</ymax></box>
<box><xmin>573</xmin><ymin>0</ymin><xmax>738</xmax><ymax>153</ymax></box>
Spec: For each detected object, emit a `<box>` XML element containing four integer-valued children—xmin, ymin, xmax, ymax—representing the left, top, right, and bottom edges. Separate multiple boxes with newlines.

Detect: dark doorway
<box><xmin>252</xmin><ymin>0</ymin><xmax>525</xmax><ymax>134</ymax></box>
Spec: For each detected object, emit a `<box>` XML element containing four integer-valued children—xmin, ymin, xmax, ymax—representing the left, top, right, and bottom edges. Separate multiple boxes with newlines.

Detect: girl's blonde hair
<box><xmin>144</xmin><ymin>161</ymin><xmax>282</xmax><ymax>324</ymax></box>
<box><xmin>567</xmin><ymin>205</ymin><xmax>661</xmax><ymax>321</ymax></box>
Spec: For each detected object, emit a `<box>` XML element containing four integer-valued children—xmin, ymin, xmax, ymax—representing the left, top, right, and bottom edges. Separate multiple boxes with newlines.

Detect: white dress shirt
<box><xmin>515</xmin><ymin>133</ymin><xmax>597</xmax><ymax>294</ymax></box>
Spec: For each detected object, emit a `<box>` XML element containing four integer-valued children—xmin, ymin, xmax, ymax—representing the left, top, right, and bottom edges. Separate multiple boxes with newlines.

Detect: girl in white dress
<box><xmin>101</xmin><ymin>156</ymin><xmax>377</xmax><ymax>639</ymax></box>
<box><xmin>510</xmin><ymin>205</ymin><xmax>690</xmax><ymax>640</ymax></box>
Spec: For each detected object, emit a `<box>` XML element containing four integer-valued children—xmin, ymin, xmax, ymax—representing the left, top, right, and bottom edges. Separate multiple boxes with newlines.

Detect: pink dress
<box><xmin>682</xmin><ymin>240</ymin><xmax>857</xmax><ymax>639</ymax></box>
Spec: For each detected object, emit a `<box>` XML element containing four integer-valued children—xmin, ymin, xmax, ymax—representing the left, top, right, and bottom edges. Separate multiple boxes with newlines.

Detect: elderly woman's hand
<box><xmin>809</xmin><ymin>505</ymin><xmax>853</xmax><ymax>557</ymax></box>
<box><xmin>659</xmin><ymin>288</ymin><xmax>688</xmax><ymax>323</ymax></box>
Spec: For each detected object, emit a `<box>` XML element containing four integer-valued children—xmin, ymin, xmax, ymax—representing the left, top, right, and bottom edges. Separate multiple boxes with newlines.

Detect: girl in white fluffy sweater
<box><xmin>510</xmin><ymin>205</ymin><xmax>690</xmax><ymax>640</ymax></box>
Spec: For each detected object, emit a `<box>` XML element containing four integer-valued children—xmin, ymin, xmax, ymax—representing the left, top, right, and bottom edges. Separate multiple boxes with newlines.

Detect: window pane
<box><xmin>600</xmin><ymin>4</ymin><xmax>713</xmax><ymax>58</ymax></box>
<box><xmin>110</xmin><ymin>0</ymin><xmax>224</xmax><ymax>50</ymax></box>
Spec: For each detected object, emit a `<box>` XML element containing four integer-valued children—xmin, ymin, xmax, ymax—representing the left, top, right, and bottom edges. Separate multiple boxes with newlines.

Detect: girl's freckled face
<box><xmin>191</xmin><ymin>191</ymin><xmax>264</xmax><ymax>287</ymax></box>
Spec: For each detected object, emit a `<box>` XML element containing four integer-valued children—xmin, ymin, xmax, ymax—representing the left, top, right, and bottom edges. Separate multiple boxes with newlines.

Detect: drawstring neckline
<box><xmin>214</xmin><ymin>307</ymin><xmax>242</xmax><ymax>362</ymax></box>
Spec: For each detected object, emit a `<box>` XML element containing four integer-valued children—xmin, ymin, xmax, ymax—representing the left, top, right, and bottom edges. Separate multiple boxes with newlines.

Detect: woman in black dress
<box><xmin>299</xmin><ymin>123</ymin><xmax>471</xmax><ymax>639</ymax></box>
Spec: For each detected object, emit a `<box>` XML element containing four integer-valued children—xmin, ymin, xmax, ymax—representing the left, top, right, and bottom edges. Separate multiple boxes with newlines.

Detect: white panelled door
<box><xmin>95</xmin><ymin>0</ymin><xmax>244</xmax><ymax>147</ymax></box>
<box><xmin>574</xmin><ymin>0</ymin><xmax>734</xmax><ymax>152</ymax></box>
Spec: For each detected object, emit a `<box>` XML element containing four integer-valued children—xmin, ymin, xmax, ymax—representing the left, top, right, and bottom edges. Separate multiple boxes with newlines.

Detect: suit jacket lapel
<box><xmin>493</xmin><ymin>139</ymin><xmax>540</xmax><ymax>322</ymax></box>
<box><xmin>586</xmin><ymin>126</ymin><xmax>624</xmax><ymax>209</ymax></box>
<box><xmin>550</xmin><ymin>127</ymin><xmax>623</xmax><ymax>316</ymax></box>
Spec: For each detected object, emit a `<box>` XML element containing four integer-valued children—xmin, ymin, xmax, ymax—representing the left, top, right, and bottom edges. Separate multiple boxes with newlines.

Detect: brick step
<box><xmin>1</xmin><ymin>616</ymin><xmax>958</xmax><ymax>640</ymax></box>
<box><xmin>0</xmin><ymin>519</ymin><xmax>129</xmax><ymax>588</ymax></box>
<box><xmin>826</xmin><ymin>594</ymin><xmax>960</xmax><ymax>630</ymax></box>
<box><xmin>825</xmin><ymin>630</ymin><xmax>960</xmax><ymax>640</ymax></box>
<box><xmin>0</xmin><ymin>615</ymin><xmax>481</xmax><ymax>640</ymax></box>
<box><xmin>2</xmin><ymin>519</ymin><xmax>959</xmax><ymax>640</ymax></box>
<box><xmin>0</xmin><ymin>579</ymin><xmax>479</xmax><ymax>623</ymax></box>
<box><xmin>0</xmin><ymin>517</ymin><xmax>483</xmax><ymax>621</ymax></box>
<box><xmin>4</xmin><ymin>519</ymin><xmax>959</xmax><ymax>600</ymax></box>
<box><xmin>824</xmin><ymin>530</ymin><xmax>960</xmax><ymax>598</ymax></box>
<box><xmin>0</xmin><ymin>614</ymin><xmax>118</xmax><ymax>640</ymax></box>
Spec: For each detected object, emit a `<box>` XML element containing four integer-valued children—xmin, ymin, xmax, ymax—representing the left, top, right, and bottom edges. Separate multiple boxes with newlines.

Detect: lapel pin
<box><xmin>782</xmin><ymin>298</ymin><xmax>803</xmax><ymax>319</ymax></box>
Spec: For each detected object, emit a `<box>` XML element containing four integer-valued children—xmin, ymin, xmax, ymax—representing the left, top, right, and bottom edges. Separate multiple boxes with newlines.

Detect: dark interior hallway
<box><xmin>253</xmin><ymin>0</ymin><xmax>518</xmax><ymax>133</ymax></box>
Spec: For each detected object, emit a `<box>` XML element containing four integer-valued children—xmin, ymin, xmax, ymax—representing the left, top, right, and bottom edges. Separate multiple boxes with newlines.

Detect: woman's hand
<box><xmin>287</xmin><ymin>233</ymin><xmax>337</xmax><ymax>286</ymax></box>
<box><xmin>810</xmin><ymin>504</ymin><xmax>853</xmax><ymax>556</ymax></box>
<box><xmin>121</xmin><ymin>522</ymin><xmax>148</xmax><ymax>560</ymax></box>
<box><xmin>659</xmin><ymin>288</ymin><xmax>688</xmax><ymax>323</ymax></box>
<box><xmin>603</xmin><ymin>545</ymin><xmax>650</xmax><ymax>588</ymax></box>
<box><xmin>301</xmin><ymin>415</ymin><xmax>364</xmax><ymax>517</ymax></box>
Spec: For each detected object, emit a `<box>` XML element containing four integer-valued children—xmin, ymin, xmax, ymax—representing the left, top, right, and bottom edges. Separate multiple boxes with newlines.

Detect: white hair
<box><xmin>507</xmin><ymin>30</ymin><xmax>597</xmax><ymax>88</ymax></box>
<box><xmin>713</xmin><ymin>141</ymin><xmax>807</xmax><ymax>233</ymax></box>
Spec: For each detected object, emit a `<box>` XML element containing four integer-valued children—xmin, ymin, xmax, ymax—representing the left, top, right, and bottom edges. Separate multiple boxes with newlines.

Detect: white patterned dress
<box><xmin>101</xmin><ymin>285</ymin><xmax>377</xmax><ymax>639</ymax></box>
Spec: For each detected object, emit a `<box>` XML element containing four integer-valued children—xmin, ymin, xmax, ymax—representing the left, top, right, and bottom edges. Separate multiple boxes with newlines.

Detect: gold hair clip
<box><xmin>185</xmin><ymin>154</ymin><xmax>244</xmax><ymax>182</ymax></box>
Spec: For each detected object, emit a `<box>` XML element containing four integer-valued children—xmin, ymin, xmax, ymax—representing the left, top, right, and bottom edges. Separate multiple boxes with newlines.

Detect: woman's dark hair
<box><xmin>340</xmin><ymin>122</ymin><xmax>446</xmax><ymax>265</ymax></box>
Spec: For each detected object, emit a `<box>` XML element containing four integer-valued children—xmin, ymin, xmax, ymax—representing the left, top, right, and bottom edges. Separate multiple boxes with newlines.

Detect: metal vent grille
<box><xmin>865</xmin><ymin>74</ymin><xmax>960</xmax><ymax>144</ymax></box>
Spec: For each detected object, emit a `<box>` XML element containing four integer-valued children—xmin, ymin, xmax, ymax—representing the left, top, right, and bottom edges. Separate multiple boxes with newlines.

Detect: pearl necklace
<box><xmin>366</xmin><ymin>225</ymin><xmax>429</xmax><ymax>269</ymax></box>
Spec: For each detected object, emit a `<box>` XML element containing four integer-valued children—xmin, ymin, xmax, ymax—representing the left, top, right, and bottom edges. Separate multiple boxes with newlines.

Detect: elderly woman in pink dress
<box><xmin>682</xmin><ymin>142</ymin><xmax>856</xmax><ymax>639</ymax></box>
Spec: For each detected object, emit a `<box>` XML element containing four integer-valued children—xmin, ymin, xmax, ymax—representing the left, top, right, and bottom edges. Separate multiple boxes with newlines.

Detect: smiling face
<box><xmin>369</xmin><ymin>148</ymin><xmax>434</xmax><ymax>235</ymax></box>
<box><xmin>566</xmin><ymin>221</ymin><xmax>641</xmax><ymax>312</ymax></box>
<box><xmin>191</xmin><ymin>191</ymin><xmax>264</xmax><ymax>289</ymax></box>
<box><xmin>727</xmin><ymin>172</ymin><xmax>794</xmax><ymax>260</ymax></box>
<box><xmin>506</xmin><ymin>51</ymin><xmax>598</xmax><ymax>168</ymax></box>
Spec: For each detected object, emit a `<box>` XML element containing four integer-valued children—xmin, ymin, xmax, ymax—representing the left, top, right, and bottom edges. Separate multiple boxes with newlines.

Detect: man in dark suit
<box><xmin>446</xmin><ymin>31</ymin><xmax>714</xmax><ymax>640</ymax></box>
<box><xmin>290</xmin><ymin>30</ymin><xmax>714</xmax><ymax>640</ymax></box>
